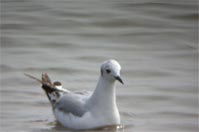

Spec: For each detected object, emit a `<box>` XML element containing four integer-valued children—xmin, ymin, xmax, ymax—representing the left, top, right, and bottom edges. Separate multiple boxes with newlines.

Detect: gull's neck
<box><xmin>89</xmin><ymin>76</ymin><xmax>117</xmax><ymax>109</ymax></box>
<box><xmin>87</xmin><ymin>75</ymin><xmax>121</xmax><ymax>125</ymax></box>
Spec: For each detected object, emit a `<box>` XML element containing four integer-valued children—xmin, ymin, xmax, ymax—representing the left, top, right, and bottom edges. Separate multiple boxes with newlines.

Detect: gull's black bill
<box><xmin>115</xmin><ymin>76</ymin><xmax>124</xmax><ymax>84</ymax></box>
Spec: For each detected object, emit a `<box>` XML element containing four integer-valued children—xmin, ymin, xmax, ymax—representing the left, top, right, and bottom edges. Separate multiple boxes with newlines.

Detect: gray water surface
<box><xmin>1</xmin><ymin>0</ymin><xmax>198</xmax><ymax>132</ymax></box>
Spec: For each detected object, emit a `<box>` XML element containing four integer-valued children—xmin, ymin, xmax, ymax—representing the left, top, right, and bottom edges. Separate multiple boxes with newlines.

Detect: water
<box><xmin>1</xmin><ymin>0</ymin><xmax>198</xmax><ymax>131</ymax></box>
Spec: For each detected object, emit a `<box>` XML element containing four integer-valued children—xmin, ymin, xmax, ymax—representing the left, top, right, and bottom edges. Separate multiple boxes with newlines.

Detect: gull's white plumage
<box><xmin>26</xmin><ymin>59</ymin><xmax>123</xmax><ymax>130</ymax></box>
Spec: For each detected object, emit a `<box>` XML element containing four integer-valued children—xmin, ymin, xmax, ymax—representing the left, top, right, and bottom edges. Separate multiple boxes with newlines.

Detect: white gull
<box><xmin>25</xmin><ymin>59</ymin><xmax>124</xmax><ymax>130</ymax></box>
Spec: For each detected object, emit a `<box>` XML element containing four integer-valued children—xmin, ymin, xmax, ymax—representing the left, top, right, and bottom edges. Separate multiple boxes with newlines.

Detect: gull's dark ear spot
<box><xmin>106</xmin><ymin>69</ymin><xmax>111</xmax><ymax>74</ymax></box>
<box><xmin>101</xmin><ymin>68</ymin><xmax>103</xmax><ymax>76</ymax></box>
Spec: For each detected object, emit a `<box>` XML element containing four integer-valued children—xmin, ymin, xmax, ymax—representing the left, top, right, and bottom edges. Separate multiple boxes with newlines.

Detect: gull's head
<box><xmin>100</xmin><ymin>59</ymin><xmax>124</xmax><ymax>84</ymax></box>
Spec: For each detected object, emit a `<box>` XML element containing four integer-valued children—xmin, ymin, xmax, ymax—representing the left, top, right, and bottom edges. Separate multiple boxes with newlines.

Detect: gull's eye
<box><xmin>106</xmin><ymin>69</ymin><xmax>111</xmax><ymax>74</ymax></box>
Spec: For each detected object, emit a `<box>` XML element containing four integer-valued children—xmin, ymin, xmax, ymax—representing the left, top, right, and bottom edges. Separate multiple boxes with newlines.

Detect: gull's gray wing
<box><xmin>53</xmin><ymin>93</ymin><xmax>88</xmax><ymax>117</ymax></box>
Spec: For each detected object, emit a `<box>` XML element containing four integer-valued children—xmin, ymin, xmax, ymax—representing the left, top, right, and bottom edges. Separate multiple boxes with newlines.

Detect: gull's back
<box><xmin>53</xmin><ymin>92</ymin><xmax>89</xmax><ymax>117</ymax></box>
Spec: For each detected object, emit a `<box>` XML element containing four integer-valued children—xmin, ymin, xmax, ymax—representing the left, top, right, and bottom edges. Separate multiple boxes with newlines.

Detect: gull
<box><xmin>25</xmin><ymin>59</ymin><xmax>124</xmax><ymax>130</ymax></box>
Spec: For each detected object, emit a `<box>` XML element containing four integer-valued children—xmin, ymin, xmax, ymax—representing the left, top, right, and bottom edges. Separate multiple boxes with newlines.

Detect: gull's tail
<box><xmin>25</xmin><ymin>73</ymin><xmax>65</xmax><ymax>105</ymax></box>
